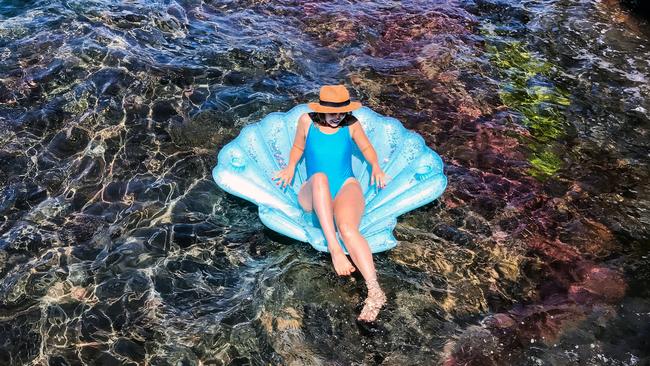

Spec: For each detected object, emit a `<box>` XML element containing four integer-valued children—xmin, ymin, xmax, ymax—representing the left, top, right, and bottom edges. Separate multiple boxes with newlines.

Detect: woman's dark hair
<box><xmin>308</xmin><ymin>112</ymin><xmax>358</xmax><ymax>127</ymax></box>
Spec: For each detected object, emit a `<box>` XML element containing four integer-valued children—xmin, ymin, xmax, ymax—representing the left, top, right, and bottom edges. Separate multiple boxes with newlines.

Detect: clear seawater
<box><xmin>0</xmin><ymin>0</ymin><xmax>648</xmax><ymax>365</ymax></box>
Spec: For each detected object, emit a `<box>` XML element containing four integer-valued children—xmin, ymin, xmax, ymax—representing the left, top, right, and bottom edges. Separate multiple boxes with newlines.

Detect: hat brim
<box><xmin>308</xmin><ymin>101</ymin><xmax>362</xmax><ymax>113</ymax></box>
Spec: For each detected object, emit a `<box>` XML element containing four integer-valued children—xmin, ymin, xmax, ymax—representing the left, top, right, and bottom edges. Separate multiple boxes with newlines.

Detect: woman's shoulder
<box><xmin>298</xmin><ymin>113</ymin><xmax>314</xmax><ymax>138</ymax></box>
<box><xmin>298</xmin><ymin>113</ymin><xmax>312</xmax><ymax>127</ymax></box>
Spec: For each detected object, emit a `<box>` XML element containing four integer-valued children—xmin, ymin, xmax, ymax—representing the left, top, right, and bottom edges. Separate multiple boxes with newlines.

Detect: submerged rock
<box><xmin>168</xmin><ymin>109</ymin><xmax>236</xmax><ymax>149</ymax></box>
<box><xmin>620</xmin><ymin>0</ymin><xmax>650</xmax><ymax>19</ymax></box>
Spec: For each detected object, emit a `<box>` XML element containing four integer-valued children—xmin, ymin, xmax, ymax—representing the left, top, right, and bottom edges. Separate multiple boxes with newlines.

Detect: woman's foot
<box><xmin>328</xmin><ymin>243</ymin><xmax>356</xmax><ymax>276</ymax></box>
<box><xmin>358</xmin><ymin>279</ymin><xmax>386</xmax><ymax>322</ymax></box>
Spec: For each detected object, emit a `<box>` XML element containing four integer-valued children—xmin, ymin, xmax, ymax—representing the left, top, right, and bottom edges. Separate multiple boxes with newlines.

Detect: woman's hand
<box><xmin>370</xmin><ymin>164</ymin><xmax>389</xmax><ymax>189</ymax></box>
<box><xmin>272</xmin><ymin>165</ymin><xmax>295</xmax><ymax>188</ymax></box>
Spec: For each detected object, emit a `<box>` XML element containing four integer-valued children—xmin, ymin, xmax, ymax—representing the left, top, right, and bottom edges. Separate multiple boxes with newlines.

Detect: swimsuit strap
<box><xmin>310</xmin><ymin>120</ymin><xmax>347</xmax><ymax>136</ymax></box>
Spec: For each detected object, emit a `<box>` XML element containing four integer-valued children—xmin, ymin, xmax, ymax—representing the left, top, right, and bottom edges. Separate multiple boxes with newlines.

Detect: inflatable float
<box><xmin>212</xmin><ymin>104</ymin><xmax>447</xmax><ymax>254</ymax></box>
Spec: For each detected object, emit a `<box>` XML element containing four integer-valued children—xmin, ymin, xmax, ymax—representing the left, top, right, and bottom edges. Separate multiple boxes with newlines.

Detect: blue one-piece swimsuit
<box><xmin>304</xmin><ymin>120</ymin><xmax>355</xmax><ymax>200</ymax></box>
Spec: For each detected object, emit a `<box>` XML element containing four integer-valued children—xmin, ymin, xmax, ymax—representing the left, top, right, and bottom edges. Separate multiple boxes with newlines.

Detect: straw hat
<box><xmin>308</xmin><ymin>84</ymin><xmax>362</xmax><ymax>113</ymax></box>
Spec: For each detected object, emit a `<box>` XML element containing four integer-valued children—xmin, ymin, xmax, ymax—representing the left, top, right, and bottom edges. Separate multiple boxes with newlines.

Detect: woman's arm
<box><xmin>286</xmin><ymin>114</ymin><xmax>308</xmax><ymax>170</ymax></box>
<box><xmin>272</xmin><ymin>114</ymin><xmax>308</xmax><ymax>188</ymax></box>
<box><xmin>350</xmin><ymin>121</ymin><xmax>379</xmax><ymax>169</ymax></box>
<box><xmin>350</xmin><ymin>121</ymin><xmax>388</xmax><ymax>188</ymax></box>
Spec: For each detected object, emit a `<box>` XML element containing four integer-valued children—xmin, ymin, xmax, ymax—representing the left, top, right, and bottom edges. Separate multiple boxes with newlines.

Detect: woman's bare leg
<box><xmin>334</xmin><ymin>179</ymin><xmax>386</xmax><ymax>321</ymax></box>
<box><xmin>299</xmin><ymin>173</ymin><xmax>355</xmax><ymax>276</ymax></box>
<box><xmin>297</xmin><ymin>181</ymin><xmax>313</xmax><ymax>213</ymax></box>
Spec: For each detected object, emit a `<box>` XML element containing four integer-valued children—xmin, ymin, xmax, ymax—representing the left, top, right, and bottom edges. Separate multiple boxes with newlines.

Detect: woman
<box><xmin>272</xmin><ymin>84</ymin><xmax>388</xmax><ymax>322</ymax></box>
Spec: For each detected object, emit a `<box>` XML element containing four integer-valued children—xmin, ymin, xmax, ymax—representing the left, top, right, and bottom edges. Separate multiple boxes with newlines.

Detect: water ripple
<box><xmin>0</xmin><ymin>0</ymin><xmax>649</xmax><ymax>365</ymax></box>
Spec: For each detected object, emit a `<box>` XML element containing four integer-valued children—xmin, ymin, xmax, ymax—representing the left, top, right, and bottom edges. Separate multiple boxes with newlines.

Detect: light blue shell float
<box><xmin>212</xmin><ymin>104</ymin><xmax>447</xmax><ymax>254</ymax></box>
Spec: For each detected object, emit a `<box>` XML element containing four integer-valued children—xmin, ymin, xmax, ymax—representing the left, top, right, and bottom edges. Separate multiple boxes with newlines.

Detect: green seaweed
<box><xmin>482</xmin><ymin>30</ymin><xmax>571</xmax><ymax>180</ymax></box>
<box><xmin>528</xmin><ymin>150</ymin><xmax>563</xmax><ymax>180</ymax></box>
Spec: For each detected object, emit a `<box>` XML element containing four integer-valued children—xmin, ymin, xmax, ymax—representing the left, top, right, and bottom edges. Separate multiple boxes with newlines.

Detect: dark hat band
<box><xmin>318</xmin><ymin>99</ymin><xmax>350</xmax><ymax>108</ymax></box>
